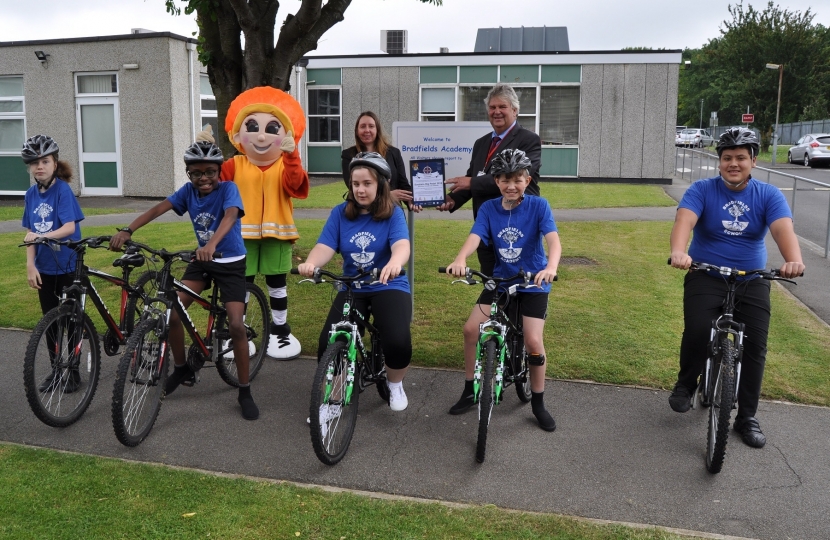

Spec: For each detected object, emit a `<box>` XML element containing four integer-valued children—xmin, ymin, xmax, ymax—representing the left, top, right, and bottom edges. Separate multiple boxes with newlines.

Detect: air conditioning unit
<box><xmin>131</xmin><ymin>28</ymin><xmax>155</xmax><ymax>34</ymax></box>
<box><xmin>381</xmin><ymin>30</ymin><xmax>407</xmax><ymax>54</ymax></box>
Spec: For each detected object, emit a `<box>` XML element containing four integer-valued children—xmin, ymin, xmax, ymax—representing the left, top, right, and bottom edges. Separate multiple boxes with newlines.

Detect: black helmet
<box><xmin>21</xmin><ymin>135</ymin><xmax>59</xmax><ymax>164</ymax></box>
<box><xmin>488</xmin><ymin>148</ymin><xmax>532</xmax><ymax>176</ymax></box>
<box><xmin>349</xmin><ymin>151</ymin><xmax>391</xmax><ymax>181</ymax></box>
<box><xmin>183</xmin><ymin>141</ymin><xmax>224</xmax><ymax>165</ymax></box>
<box><xmin>717</xmin><ymin>127</ymin><xmax>760</xmax><ymax>158</ymax></box>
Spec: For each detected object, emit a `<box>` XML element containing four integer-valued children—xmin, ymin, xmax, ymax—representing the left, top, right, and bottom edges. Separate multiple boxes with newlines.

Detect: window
<box><xmin>514</xmin><ymin>87</ymin><xmax>537</xmax><ymax>133</ymax></box>
<box><xmin>307</xmin><ymin>88</ymin><xmax>340</xmax><ymax>143</ymax></box>
<box><xmin>420</xmin><ymin>87</ymin><xmax>455</xmax><ymax>121</ymax></box>
<box><xmin>539</xmin><ymin>87</ymin><xmax>580</xmax><ymax>145</ymax></box>
<box><xmin>76</xmin><ymin>73</ymin><xmax>118</xmax><ymax>95</ymax></box>
<box><xmin>199</xmin><ymin>74</ymin><xmax>219</xmax><ymax>139</ymax></box>
<box><xmin>0</xmin><ymin>76</ymin><xmax>25</xmax><ymax>152</ymax></box>
<box><xmin>458</xmin><ymin>86</ymin><xmax>492</xmax><ymax>121</ymax></box>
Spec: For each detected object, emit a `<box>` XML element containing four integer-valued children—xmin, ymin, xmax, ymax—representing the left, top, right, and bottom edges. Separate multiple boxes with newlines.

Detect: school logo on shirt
<box><xmin>350</xmin><ymin>231</ymin><xmax>376</xmax><ymax>267</ymax></box>
<box><xmin>722</xmin><ymin>201</ymin><xmax>750</xmax><ymax>236</ymax></box>
<box><xmin>193</xmin><ymin>212</ymin><xmax>216</xmax><ymax>245</ymax></box>
<box><xmin>496</xmin><ymin>226</ymin><xmax>524</xmax><ymax>263</ymax></box>
<box><xmin>32</xmin><ymin>203</ymin><xmax>54</xmax><ymax>233</ymax></box>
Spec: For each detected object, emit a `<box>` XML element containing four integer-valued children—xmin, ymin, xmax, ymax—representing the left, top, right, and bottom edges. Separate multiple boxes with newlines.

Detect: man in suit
<box><xmin>439</xmin><ymin>83</ymin><xmax>542</xmax><ymax>276</ymax></box>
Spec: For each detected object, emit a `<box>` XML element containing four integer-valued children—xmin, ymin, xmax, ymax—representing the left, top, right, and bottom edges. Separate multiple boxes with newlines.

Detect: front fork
<box><xmin>325</xmin><ymin>329</ymin><xmax>359</xmax><ymax>406</ymax></box>
<box><xmin>474</xmin><ymin>332</ymin><xmax>506</xmax><ymax>405</ymax></box>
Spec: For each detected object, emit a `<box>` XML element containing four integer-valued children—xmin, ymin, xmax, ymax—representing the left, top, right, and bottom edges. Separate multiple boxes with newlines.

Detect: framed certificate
<box><xmin>409</xmin><ymin>159</ymin><xmax>446</xmax><ymax>208</ymax></box>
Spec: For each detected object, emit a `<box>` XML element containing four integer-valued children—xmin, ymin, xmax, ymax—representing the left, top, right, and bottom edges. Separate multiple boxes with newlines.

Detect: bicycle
<box><xmin>111</xmin><ymin>242</ymin><xmax>269</xmax><ymax>447</ymax></box>
<box><xmin>671</xmin><ymin>260</ymin><xmax>797</xmax><ymax>473</ymax></box>
<box><xmin>440</xmin><ymin>267</ymin><xmax>554</xmax><ymax>463</ymax></box>
<box><xmin>20</xmin><ymin>235</ymin><xmax>157</xmax><ymax>428</ymax></box>
<box><xmin>291</xmin><ymin>267</ymin><xmax>399</xmax><ymax>465</ymax></box>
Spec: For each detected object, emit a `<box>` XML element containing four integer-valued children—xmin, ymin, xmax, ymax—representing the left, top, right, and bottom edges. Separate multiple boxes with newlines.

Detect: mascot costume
<box><xmin>220</xmin><ymin>86</ymin><xmax>308</xmax><ymax>360</ymax></box>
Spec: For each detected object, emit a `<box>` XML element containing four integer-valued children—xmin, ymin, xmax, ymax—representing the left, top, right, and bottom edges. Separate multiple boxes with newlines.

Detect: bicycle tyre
<box><xmin>23</xmin><ymin>305</ymin><xmax>101</xmax><ymax>428</ymax></box>
<box><xmin>123</xmin><ymin>270</ymin><xmax>160</xmax><ymax>336</ymax></box>
<box><xmin>513</xmin><ymin>341</ymin><xmax>532</xmax><ymax>403</ymax></box>
<box><xmin>476</xmin><ymin>339</ymin><xmax>498</xmax><ymax>463</ymax></box>
<box><xmin>112</xmin><ymin>317</ymin><xmax>169</xmax><ymax>447</ymax></box>
<box><xmin>706</xmin><ymin>337</ymin><xmax>736</xmax><ymax>474</ymax></box>
<box><xmin>216</xmin><ymin>282</ymin><xmax>269</xmax><ymax>387</ymax></box>
<box><xmin>310</xmin><ymin>341</ymin><xmax>359</xmax><ymax>465</ymax></box>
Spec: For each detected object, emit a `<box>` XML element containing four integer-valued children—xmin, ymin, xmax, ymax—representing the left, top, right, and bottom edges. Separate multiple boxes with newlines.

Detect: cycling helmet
<box><xmin>349</xmin><ymin>151</ymin><xmax>391</xmax><ymax>181</ymax></box>
<box><xmin>21</xmin><ymin>135</ymin><xmax>59</xmax><ymax>164</ymax></box>
<box><xmin>488</xmin><ymin>148</ymin><xmax>532</xmax><ymax>176</ymax></box>
<box><xmin>716</xmin><ymin>127</ymin><xmax>760</xmax><ymax>158</ymax></box>
<box><xmin>183</xmin><ymin>140</ymin><xmax>224</xmax><ymax>165</ymax></box>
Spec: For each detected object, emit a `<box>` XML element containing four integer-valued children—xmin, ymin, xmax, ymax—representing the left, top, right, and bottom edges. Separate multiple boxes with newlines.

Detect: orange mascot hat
<box><xmin>225</xmin><ymin>86</ymin><xmax>306</xmax><ymax>154</ymax></box>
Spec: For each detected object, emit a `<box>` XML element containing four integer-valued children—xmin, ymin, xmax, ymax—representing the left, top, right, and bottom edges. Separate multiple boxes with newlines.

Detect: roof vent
<box><xmin>439</xmin><ymin>47</ymin><xmax>449</xmax><ymax>53</ymax></box>
<box><xmin>131</xmin><ymin>28</ymin><xmax>155</xmax><ymax>34</ymax></box>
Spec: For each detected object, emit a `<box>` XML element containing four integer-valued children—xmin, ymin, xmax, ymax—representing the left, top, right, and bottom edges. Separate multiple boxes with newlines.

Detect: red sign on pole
<box><xmin>742</xmin><ymin>113</ymin><xmax>755</xmax><ymax>123</ymax></box>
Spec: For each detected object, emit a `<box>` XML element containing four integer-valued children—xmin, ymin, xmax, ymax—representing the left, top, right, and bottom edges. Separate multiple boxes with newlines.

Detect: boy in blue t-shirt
<box><xmin>110</xmin><ymin>141</ymin><xmax>259</xmax><ymax>420</ymax></box>
<box><xmin>445</xmin><ymin>149</ymin><xmax>561</xmax><ymax>431</ymax></box>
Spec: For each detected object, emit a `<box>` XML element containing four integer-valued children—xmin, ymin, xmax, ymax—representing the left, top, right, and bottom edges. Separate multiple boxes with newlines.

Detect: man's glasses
<box><xmin>187</xmin><ymin>169</ymin><xmax>219</xmax><ymax>181</ymax></box>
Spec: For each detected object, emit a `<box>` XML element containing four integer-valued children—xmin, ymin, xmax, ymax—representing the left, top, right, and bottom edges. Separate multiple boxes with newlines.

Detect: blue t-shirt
<box><xmin>317</xmin><ymin>204</ymin><xmax>410</xmax><ymax>293</ymax></box>
<box><xmin>167</xmin><ymin>182</ymin><xmax>246</xmax><ymax>259</ymax></box>
<box><xmin>22</xmin><ymin>179</ymin><xmax>84</xmax><ymax>275</ymax></box>
<box><xmin>471</xmin><ymin>195</ymin><xmax>558</xmax><ymax>293</ymax></box>
<box><xmin>679</xmin><ymin>176</ymin><xmax>792</xmax><ymax>270</ymax></box>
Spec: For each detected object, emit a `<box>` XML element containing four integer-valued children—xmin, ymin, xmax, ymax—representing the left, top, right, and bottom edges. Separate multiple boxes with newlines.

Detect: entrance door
<box><xmin>75</xmin><ymin>74</ymin><xmax>122</xmax><ymax>196</ymax></box>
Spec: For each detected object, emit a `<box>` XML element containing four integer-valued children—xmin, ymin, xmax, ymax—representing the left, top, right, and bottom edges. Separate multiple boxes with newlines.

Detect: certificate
<box><xmin>409</xmin><ymin>159</ymin><xmax>446</xmax><ymax>208</ymax></box>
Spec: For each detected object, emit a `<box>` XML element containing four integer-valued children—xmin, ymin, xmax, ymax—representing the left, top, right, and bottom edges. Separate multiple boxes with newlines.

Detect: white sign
<box><xmin>392</xmin><ymin>121</ymin><xmax>492</xmax><ymax>181</ymax></box>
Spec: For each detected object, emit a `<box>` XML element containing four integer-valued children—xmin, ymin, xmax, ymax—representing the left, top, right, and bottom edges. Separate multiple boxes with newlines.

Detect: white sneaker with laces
<box><xmin>388</xmin><ymin>382</ymin><xmax>408</xmax><ymax>412</ymax></box>
<box><xmin>267</xmin><ymin>333</ymin><xmax>301</xmax><ymax>360</ymax></box>
<box><xmin>222</xmin><ymin>340</ymin><xmax>255</xmax><ymax>359</ymax></box>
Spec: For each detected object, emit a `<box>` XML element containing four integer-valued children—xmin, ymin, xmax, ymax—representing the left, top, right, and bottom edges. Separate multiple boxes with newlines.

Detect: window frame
<box><xmin>419</xmin><ymin>84</ymin><xmax>457</xmax><ymax>122</ymax></box>
<box><xmin>0</xmin><ymin>75</ymin><xmax>26</xmax><ymax>156</ymax></box>
<box><xmin>74</xmin><ymin>72</ymin><xmax>119</xmax><ymax>97</ymax></box>
<box><xmin>199</xmin><ymin>74</ymin><xmax>218</xmax><ymax>138</ymax></box>
<box><xmin>306</xmin><ymin>85</ymin><xmax>342</xmax><ymax>146</ymax></box>
<box><xmin>538</xmin><ymin>83</ymin><xmax>581</xmax><ymax>147</ymax></box>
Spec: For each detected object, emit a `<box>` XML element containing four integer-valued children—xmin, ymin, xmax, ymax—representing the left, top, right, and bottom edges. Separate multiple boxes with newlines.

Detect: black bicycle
<box><xmin>673</xmin><ymin>261</ymin><xmax>797</xmax><ymax>473</ymax></box>
<box><xmin>291</xmin><ymin>267</ymin><xmax>399</xmax><ymax>465</ymax></box>
<box><xmin>111</xmin><ymin>242</ymin><xmax>269</xmax><ymax>447</ymax></box>
<box><xmin>440</xmin><ymin>267</ymin><xmax>552</xmax><ymax>463</ymax></box>
<box><xmin>20</xmin><ymin>236</ymin><xmax>156</xmax><ymax>427</ymax></box>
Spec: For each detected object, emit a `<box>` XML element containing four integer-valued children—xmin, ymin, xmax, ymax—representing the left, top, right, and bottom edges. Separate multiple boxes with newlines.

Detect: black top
<box><xmin>341</xmin><ymin>145</ymin><xmax>412</xmax><ymax>192</ymax></box>
<box><xmin>448</xmin><ymin>124</ymin><xmax>541</xmax><ymax>217</ymax></box>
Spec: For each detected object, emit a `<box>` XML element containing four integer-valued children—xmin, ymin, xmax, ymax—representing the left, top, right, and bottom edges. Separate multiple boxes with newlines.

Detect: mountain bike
<box><xmin>291</xmin><ymin>267</ymin><xmax>400</xmax><ymax>465</ymax></box>
<box><xmin>20</xmin><ymin>236</ymin><xmax>156</xmax><ymax>427</ymax></box>
<box><xmin>111</xmin><ymin>242</ymin><xmax>269</xmax><ymax>447</ymax></box>
<box><xmin>440</xmin><ymin>267</ymin><xmax>554</xmax><ymax>463</ymax></box>
<box><xmin>673</xmin><ymin>260</ymin><xmax>797</xmax><ymax>473</ymax></box>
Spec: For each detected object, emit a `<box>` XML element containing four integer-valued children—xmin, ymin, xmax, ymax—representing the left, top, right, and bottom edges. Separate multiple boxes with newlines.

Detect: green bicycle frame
<box><xmin>322</xmin><ymin>301</ymin><xmax>366</xmax><ymax>406</ymax></box>
<box><xmin>474</xmin><ymin>302</ymin><xmax>507</xmax><ymax>405</ymax></box>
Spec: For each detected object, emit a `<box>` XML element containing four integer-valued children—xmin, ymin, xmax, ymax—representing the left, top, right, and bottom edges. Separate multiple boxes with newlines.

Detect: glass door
<box><xmin>75</xmin><ymin>73</ymin><xmax>122</xmax><ymax>196</ymax></box>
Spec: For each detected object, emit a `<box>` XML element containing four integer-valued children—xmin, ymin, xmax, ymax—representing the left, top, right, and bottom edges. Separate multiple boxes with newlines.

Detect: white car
<box><xmin>788</xmin><ymin>134</ymin><xmax>830</xmax><ymax>168</ymax></box>
<box><xmin>676</xmin><ymin>129</ymin><xmax>714</xmax><ymax>148</ymax></box>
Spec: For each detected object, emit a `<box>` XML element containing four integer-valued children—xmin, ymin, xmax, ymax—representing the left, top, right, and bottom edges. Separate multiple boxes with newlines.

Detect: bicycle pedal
<box><xmin>181</xmin><ymin>372</ymin><xmax>199</xmax><ymax>387</ymax></box>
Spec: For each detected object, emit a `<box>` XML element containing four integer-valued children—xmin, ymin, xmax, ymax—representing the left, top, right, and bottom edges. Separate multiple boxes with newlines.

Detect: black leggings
<box><xmin>37</xmin><ymin>273</ymin><xmax>76</xmax><ymax>315</ymax></box>
<box><xmin>678</xmin><ymin>272</ymin><xmax>771</xmax><ymax>418</ymax></box>
<box><xmin>317</xmin><ymin>289</ymin><xmax>412</xmax><ymax>370</ymax></box>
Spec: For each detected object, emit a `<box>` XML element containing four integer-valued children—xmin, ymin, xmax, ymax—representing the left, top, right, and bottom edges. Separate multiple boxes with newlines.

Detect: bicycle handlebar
<box><xmin>666</xmin><ymin>258</ymin><xmax>801</xmax><ymax>283</ymax></box>
<box><xmin>19</xmin><ymin>235</ymin><xmax>112</xmax><ymax>250</ymax></box>
<box><xmin>438</xmin><ymin>267</ymin><xmax>557</xmax><ymax>284</ymax></box>
<box><xmin>290</xmin><ymin>267</ymin><xmax>405</xmax><ymax>285</ymax></box>
<box><xmin>123</xmin><ymin>240</ymin><xmax>222</xmax><ymax>262</ymax></box>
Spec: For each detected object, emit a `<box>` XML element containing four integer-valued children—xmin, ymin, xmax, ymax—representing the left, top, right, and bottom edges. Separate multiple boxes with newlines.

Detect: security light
<box><xmin>34</xmin><ymin>50</ymin><xmax>49</xmax><ymax>63</ymax></box>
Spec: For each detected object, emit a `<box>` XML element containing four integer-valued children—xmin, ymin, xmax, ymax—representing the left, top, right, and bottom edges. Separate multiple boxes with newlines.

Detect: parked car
<box><xmin>676</xmin><ymin>125</ymin><xmax>687</xmax><ymax>134</ymax></box>
<box><xmin>675</xmin><ymin>128</ymin><xmax>714</xmax><ymax>148</ymax></box>
<box><xmin>788</xmin><ymin>134</ymin><xmax>830</xmax><ymax>168</ymax></box>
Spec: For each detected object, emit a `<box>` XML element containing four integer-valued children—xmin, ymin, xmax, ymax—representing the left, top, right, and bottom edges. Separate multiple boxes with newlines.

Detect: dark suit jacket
<box><xmin>341</xmin><ymin>145</ymin><xmax>412</xmax><ymax>192</ymax></box>
<box><xmin>448</xmin><ymin>124</ymin><xmax>541</xmax><ymax>217</ymax></box>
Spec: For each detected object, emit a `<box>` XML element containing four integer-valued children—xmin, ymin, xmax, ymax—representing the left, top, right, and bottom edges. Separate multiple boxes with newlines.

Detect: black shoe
<box><xmin>733</xmin><ymin>416</ymin><xmax>766</xmax><ymax>448</ymax></box>
<box><xmin>165</xmin><ymin>364</ymin><xmax>194</xmax><ymax>396</ymax></box>
<box><xmin>238</xmin><ymin>387</ymin><xmax>259</xmax><ymax>420</ymax></box>
<box><xmin>532</xmin><ymin>406</ymin><xmax>556</xmax><ymax>432</ymax></box>
<box><xmin>449</xmin><ymin>392</ymin><xmax>476</xmax><ymax>415</ymax></box>
<box><xmin>38</xmin><ymin>369</ymin><xmax>81</xmax><ymax>394</ymax></box>
<box><xmin>669</xmin><ymin>383</ymin><xmax>692</xmax><ymax>413</ymax></box>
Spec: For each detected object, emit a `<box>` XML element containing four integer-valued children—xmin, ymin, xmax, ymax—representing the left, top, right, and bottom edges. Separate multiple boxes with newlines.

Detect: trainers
<box><xmin>449</xmin><ymin>391</ymin><xmax>476</xmax><ymax>415</ymax></box>
<box><xmin>38</xmin><ymin>369</ymin><xmax>81</xmax><ymax>394</ymax></box>
<box><xmin>222</xmin><ymin>339</ymin><xmax>256</xmax><ymax>360</ymax></box>
<box><xmin>267</xmin><ymin>323</ymin><xmax>301</xmax><ymax>360</ymax></box>
<box><xmin>317</xmin><ymin>403</ymin><xmax>342</xmax><ymax>439</ymax></box>
<box><xmin>733</xmin><ymin>416</ymin><xmax>766</xmax><ymax>448</ymax></box>
<box><xmin>532</xmin><ymin>405</ymin><xmax>557</xmax><ymax>432</ymax></box>
<box><xmin>669</xmin><ymin>383</ymin><xmax>692</xmax><ymax>413</ymax></box>
<box><xmin>237</xmin><ymin>388</ymin><xmax>259</xmax><ymax>420</ymax></box>
<box><xmin>388</xmin><ymin>382</ymin><xmax>408</xmax><ymax>411</ymax></box>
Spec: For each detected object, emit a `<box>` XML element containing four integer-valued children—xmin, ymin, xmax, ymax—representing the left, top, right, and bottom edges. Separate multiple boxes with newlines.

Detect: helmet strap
<box><xmin>36</xmin><ymin>174</ymin><xmax>56</xmax><ymax>191</ymax></box>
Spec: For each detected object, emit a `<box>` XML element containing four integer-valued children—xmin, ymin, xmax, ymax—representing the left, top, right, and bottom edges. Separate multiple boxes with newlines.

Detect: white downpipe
<box><xmin>187</xmin><ymin>42</ymin><xmax>196</xmax><ymax>141</ymax></box>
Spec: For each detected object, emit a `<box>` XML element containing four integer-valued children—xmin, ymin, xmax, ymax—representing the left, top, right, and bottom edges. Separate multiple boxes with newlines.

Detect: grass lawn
<box><xmin>294</xmin><ymin>182</ymin><xmax>677</xmax><ymax>210</ymax></box>
<box><xmin>2</xmin><ymin>219</ymin><xmax>829</xmax><ymax>406</ymax></box>
<box><xmin>0</xmin><ymin>444</ymin><xmax>683</xmax><ymax>540</ymax></box>
<box><xmin>0</xmin><ymin>206</ymin><xmax>129</xmax><ymax>222</ymax></box>
<box><xmin>757</xmin><ymin>145</ymin><xmax>791</xmax><ymax>165</ymax></box>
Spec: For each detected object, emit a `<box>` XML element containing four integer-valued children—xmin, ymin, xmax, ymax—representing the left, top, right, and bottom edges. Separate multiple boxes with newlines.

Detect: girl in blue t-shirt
<box><xmin>21</xmin><ymin>135</ymin><xmax>85</xmax><ymax>318</ymax></box>
<box><xmin>298</xmin><ymin>152</ymin><xmax>412</xmax><ymax>412</ymax></box>
<box><xmin>445</xmin><ymin>149</ymin><xmax>561</xmax><ymax>432</ymax></box>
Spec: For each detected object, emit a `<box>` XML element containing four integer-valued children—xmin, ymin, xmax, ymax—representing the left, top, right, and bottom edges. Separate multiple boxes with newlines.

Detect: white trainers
<box><xmin>267</xmin><ymin>333</ymin><xmax>301</xmax><ymax>360</ymax></box>
<box><xmin>222</xmin><ymin>340</ymin><xmax>255</xmax><ymax>359</ymax></box>
<box><xmin>388</xmin><ymin>382</ymin><xmax>408</xmax><ymax>412</ymax></box>
<box><xmin>317</xmin><ymin>403</ymin><xmax>342</xmax><ymax>439</ymax></box>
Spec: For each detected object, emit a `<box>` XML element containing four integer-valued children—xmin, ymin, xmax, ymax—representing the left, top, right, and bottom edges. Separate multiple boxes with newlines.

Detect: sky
<box><xmin>0</xmin><ymin>0</ymin><xmax>827</xmax><ymax>54</ymax></box>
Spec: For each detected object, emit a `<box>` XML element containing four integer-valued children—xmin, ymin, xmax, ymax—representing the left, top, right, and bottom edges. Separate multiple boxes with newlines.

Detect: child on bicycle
<box><xmin>297</xmin><ymin>152</ymin><xmax>412</xmax><ymax>411</ymax></box>
<box><xmin>445</xmin><ymin>148</ymin><xmax>561</xmax><ymax>431</ymax></box>
<box><xmin>109</xmin><ymin>141</ymin><xmax>259</xmax><ymax>420</ymax></box>
<box><xmin>21</xmin><ymin>134</ymin><xmax>85</xmax><ymax>392</ymax></box>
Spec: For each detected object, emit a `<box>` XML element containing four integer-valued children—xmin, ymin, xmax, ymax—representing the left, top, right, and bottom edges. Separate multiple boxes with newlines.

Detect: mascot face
<box><xmin>233</xmin><ymin>112</ymin><xmax>287</xmax><ymax>166</ymax></box>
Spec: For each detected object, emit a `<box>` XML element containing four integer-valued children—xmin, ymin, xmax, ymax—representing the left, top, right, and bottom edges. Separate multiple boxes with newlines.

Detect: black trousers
<box><xmin>677</xmin><ymin>271</ymin><xmax>771</xmax><ymax>418</ymax></box>
<box><xmin>37</xmin><ymin>273</ymin><xmax>75</xmax><ymax>315</ymax></box>
<box><xmin>317</xmin><ymin>289</ymin><xmax>412</xmax><ymax>370</ymax></box>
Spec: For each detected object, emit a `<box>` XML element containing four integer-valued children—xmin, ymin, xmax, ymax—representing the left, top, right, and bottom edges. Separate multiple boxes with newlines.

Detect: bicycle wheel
<box><xmin>111</xmin><ymin>317</ymin><xmax>169</xmax><ymax>447</ymax></box>
<box><xmin>476</xmin><ymin>339</ymin><xmax>498</xmax><ymax>464</ymax></box>
<box><xmin>216</xmin><ymin>282</ymin><xmax>269</xmax><ymax>387</ymax></box>
<box><xmin>512</xmin><ymin>341</ymin><xmax>532</xmax><ymax>403</ymax></box>
<box><xmin>23</xmin><ymin>305</ymin><xmax>101</xmax><ymax>427</ymax></box>
<box><xmin>123</xmin><ymin>270</ymin><xmax>160</xmax><ymax>335</ymax></box>
<box><xmin>706</xmin><ymin>337</ymin><xmax>737</xmax><ymax>474</ymax></box>
<box><xmin>309</xmin><ymin>341</ymin><xmax>359</xmax><ymax>465</ymax></box>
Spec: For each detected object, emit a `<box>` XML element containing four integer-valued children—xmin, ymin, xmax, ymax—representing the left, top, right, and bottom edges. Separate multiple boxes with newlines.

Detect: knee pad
<box><xmin>528</xmin><ymin>353</ymin><xmax>546</xmax><ymax>366</ymax></box>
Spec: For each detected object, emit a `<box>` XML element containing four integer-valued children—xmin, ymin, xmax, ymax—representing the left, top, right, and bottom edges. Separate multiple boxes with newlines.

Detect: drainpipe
<box><xmin>187</xmin><ymin>42</ymin><xmax>196</xmax><ymax>141</ymax></box>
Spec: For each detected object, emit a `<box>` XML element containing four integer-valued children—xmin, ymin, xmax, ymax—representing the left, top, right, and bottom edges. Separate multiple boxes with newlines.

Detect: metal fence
<box><xmin>674</xmin><ymin>147</ymin><xmax>830</xmax><ymax>258</ymax></box>
<box><xmin>709</xmin><ymin>119</ymin><xmax>830</xmax><ymax>146</ymax></box>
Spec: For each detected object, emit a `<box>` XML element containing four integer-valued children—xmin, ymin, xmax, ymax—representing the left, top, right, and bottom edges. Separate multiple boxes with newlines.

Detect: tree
<box><xmin>166</xmin><ymin>0</ymin><xmax>441</xmax><ymax>156</ymax></box>
<box><xmin>677</xmin><ymin>2</ymin><xmax>830</xmax><ymax>150</ymax></box>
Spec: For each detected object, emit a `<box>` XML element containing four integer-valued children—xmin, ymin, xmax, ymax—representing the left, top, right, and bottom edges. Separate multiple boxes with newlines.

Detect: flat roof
<box><xmin>0</xmin><ymin>32</ymin><xmax>197</xmax><ymax>48</ymax></box>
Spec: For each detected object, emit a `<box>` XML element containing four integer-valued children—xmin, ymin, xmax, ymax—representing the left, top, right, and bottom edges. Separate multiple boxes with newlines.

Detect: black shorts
<box><xmin>476</xmin><ymin>290</ymin><xmax>548</xmax><ymax>320</ymax></box>
<box><xmin>181</xmin><ymin>258</ymin><xmax>247</xmax><ymax>304</ymax></box>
